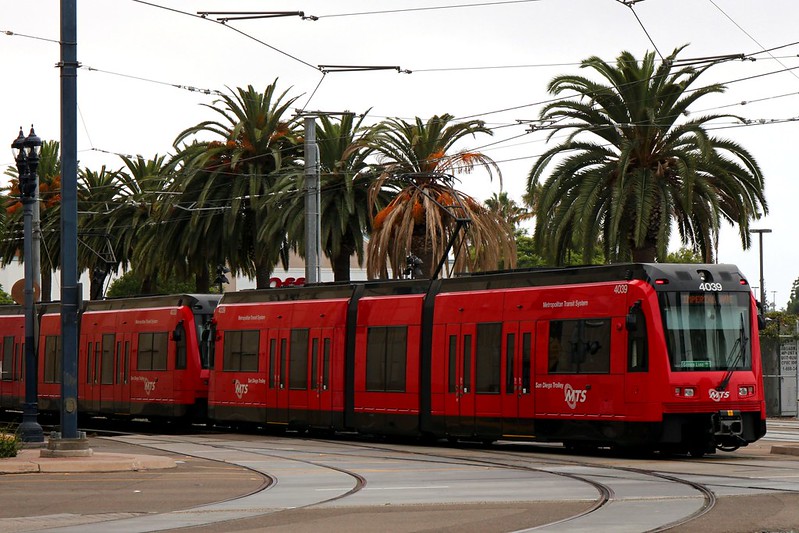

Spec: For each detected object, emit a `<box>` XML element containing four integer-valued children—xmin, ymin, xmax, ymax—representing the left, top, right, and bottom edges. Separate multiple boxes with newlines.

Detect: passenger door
<box><xmin>98</xmin><ymin>333</ymin><xmax>116</xmax><ymax>414</ymax></box>
<box><xmin>286</xmin><ymin>328</ymin><xmax>310</xmax><ymax>425</ymax></box>
<box><xmin>308</xmin><ymin>331</ymin><xmax>334</xmax><ymax>428</ymax></box>
<box><xmin>113</xmin><ymin>335</ymin><xmax>132</xmax><ymax>416</ymax></box>
<box><xmin>444</xmin><ymin>323</ymin><xmax>476</xmax><ymax>436</ymax></box>
<box><xmin>501</xmin><ymin>322</ymin><xmax>535</xmax><ymax>437</ymax></box>
<box><xmin>266</xmin><ymin>328</ymin><xmax>290</xmax><ymax>425</ymax></box>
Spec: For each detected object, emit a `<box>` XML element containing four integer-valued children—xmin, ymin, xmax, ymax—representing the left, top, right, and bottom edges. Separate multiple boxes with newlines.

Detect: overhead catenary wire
<box><xmin>315</xmin><ymin>0</ymin><xmax>545</xmax><ymax>18</ymax></box>
<box><xmin>130</xmin><ymin>0</ymin><xmax>318</xmax><ymax>71</ymax></box>
<box><xmin>708</xmin><ymin>0</ymin><xmax>799</xmax><ymax>84</ymax></box>
<box><xmin>615</xmin><ymin>0</ymin><xmax>664</xmax><ymax>61</ymax></box>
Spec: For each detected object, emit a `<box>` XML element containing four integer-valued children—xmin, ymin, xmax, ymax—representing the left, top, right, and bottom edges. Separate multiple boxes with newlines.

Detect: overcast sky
<box><xmin>1</xmin><ymin>0</ymin><xmax>797</xmax><ymax>306</ymax></box>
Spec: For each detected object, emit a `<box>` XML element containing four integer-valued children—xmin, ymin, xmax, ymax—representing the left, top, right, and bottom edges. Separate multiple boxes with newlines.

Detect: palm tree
<box><xmin>528</xmin><ymin>46</ymin><xmax>767</xmax><ymax>264</ymax></box>
<box><xmin>269</xmin><ymin>112</ymin><xmax>386</xmax><ymax>281</ymax></box>
<box><xmin>485</xmin><ymin>191</ymin><xmax>532</xmax><ymax>229</ymax></box>
<box><xmin>102</xmin><ymin>155</ymin><xmax>172</xmax><ymax>295</ymax></box>
<box><xmin>170</xmin><ymin>81</ymin><xmax>303</xmax><ymax>289</ymax></box>
<box><xmin>76</xmin><ymin>165</ymin><xmax>123</xmax><ymax>299</ymax></box>
<box><xmin>367</xmin><ymin>114</ymin><xmax>515</xmax><ymax>279</ymax></box>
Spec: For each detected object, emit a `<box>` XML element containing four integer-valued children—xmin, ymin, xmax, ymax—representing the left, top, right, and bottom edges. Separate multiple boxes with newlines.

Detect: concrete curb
<box><xmin>0</xmin><ymin>449</ymin><xmax>177</xmax><ymax>474</ymax></box>
<box><xmin>770</xmin><ymin>445</ymin><xmax>799</xmax><ymax>456</ymax></box>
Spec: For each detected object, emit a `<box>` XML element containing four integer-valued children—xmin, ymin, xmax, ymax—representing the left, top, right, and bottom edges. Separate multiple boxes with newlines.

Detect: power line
<box><xmin>709</xmin><ymin>0</ymin><xmax>799</xmax><ymax>84</ymax></box>
<box><xmin>82</xmin><ymin>65</ymin><xmax>224</xmax><ymax>96</ymax></box>
<box><xmin>130</xmin><ymin>0</ymin><xmax>318</xmax><ymax>71</ymax></box>
<box><xmin>316</xmin><ymin>0</ymin><xmax>544</xmax><ymax>18</ymax></box>
<box><xmin>615</xmin><ymin>0</ymin><xmax>664</xmax><ymax>61</ymax></box>
<box><xmin>0</xmin><ymin>28</ymin><xmax>60</xmax><ymax>44</ymax></box>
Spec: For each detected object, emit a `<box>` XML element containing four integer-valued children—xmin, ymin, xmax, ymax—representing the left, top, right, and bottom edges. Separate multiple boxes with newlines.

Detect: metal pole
<box><xmin>303</xmin><ymin>116</ymin><xmax>320</xmax><ymax>284</ymax></box>
<box><xmin>17</xmin><ymin>150</ymin><xmax>43</xmax><ymax>444</ymax></box>
<box><xmin>750</xmin><ymin>228</ymin><xmax>771</xmax><ymax>307</ymax></box>
<box><xmin>59</xmin><ymin>0</ymin><xmax>80</xmax><ymax>440</ymax></box>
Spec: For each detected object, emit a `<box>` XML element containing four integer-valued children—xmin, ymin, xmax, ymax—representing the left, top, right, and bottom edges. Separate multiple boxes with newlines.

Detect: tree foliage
<box><xmin>366</xmin><ymin>114</ymin><xmax>515</xmax><ymax>279</ymax></box>
<box><xmin>528</xmin><ymin>45</ymin><xmax>767</xmax><ymax>265</ymax></box>
<box><xmin>106</xmin><ymin>270</ymin><xmax>200</xmax><ymax>298</ymax></box>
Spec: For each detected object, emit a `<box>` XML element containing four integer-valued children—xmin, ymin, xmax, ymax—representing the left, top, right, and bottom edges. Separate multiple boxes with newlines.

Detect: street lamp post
<box><xmin>750</xmin><ymin>228</ymin><xmax>772</xmax><ymax>307</ymax></box>
<box><xmin>12</xmin><ymin>126</ymin><xmax>44</xmax><ymax>445</ymax></box>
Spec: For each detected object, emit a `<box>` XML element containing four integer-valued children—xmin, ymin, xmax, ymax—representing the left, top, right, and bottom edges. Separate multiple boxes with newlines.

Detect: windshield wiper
<box><xmin>717</xmin><ymin>313</ymin><xmax>748</xmax><ymax>392</ymax></box>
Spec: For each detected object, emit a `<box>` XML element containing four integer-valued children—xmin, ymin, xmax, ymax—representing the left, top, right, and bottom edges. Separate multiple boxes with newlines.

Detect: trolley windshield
<box><xmin>659</xmin><ymin>291</ymin><xmax>751</xmax><ymax>372</ymax></box>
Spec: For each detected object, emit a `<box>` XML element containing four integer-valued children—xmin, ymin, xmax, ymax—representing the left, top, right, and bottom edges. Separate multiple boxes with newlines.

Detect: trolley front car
<box><xmin>209</xmin><ymin>263</ymin><xmax>766</xmax><ymax>455</ymax></box>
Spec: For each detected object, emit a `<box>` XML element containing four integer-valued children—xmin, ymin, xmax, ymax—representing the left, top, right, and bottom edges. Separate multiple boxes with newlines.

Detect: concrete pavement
<box><xmin>0</xmin><ymin>436</ymin><xmax>267</xmax><ymax>533</ymax></box>
<box><xmin>0</xmin><ymin>446</ymin><xmax>176</xmax><ymax>474</ymax></box>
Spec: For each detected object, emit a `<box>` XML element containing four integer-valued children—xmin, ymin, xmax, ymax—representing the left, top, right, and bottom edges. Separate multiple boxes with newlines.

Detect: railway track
<box><xmin>8</xmin><ymin>420</ymin><xmax>799</xmax><ymax>532</ymax></box>
<box><xmin>81</xmin><ymin>431</ymin><xmax>725</xmax><ymax>533</ymax></box>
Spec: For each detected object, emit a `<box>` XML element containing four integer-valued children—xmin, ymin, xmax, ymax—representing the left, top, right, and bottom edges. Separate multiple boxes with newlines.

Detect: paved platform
<box><xmin>0</xmin><ymin>436</ymin><xmax>267</xmax><ymax>533</ymax></box>
<box><xmin>0</xmin><ymin>446</ymin><xmax>177</xmax><ymax>473</ymax></box>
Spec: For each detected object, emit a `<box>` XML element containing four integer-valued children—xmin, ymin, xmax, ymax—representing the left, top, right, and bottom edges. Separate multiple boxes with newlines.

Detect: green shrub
<box><xmin>0</xmin><ymin>424</ymin><xmax>22</xmax><ymax>458</ymax></box>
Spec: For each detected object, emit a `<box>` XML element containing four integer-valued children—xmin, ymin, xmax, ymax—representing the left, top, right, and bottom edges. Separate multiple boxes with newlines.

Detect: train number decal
<box><xmin>699</xmin><ymin>282</ymin><xmax>723</xmax><ymax>292</ymax></box>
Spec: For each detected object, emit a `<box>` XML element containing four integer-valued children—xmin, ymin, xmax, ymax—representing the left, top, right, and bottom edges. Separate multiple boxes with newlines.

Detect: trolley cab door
<box><xmin>444</xmin><ymin>323</ymin><xmax>476</xmax><ymax>437</ymax></box>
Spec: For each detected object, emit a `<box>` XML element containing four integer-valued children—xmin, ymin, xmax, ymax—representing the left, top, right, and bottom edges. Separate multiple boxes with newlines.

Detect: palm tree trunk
<box><xmin>631</xmin><ymin>240</ymin><xmax>657</xmax><ymax>263</ymax></box>
<box><xmin>41</xmin><ymin>269</ymin><xmax>52</xmax><ymax>302</ymax></box>
<box><xmin>255</xmin><ymin>263</ymin><xmax>272</xmax><ymax>289</ymax></box>
<box><xmin>331</xmin><ymin>252</ymin><xmax>351</xmax><ymax>282</ymax></box>
<box><xmin>411</xmin><ymin>232</ymin><xmax>435</xmax><ymax>279</ymax></box>
<box><xmin>196</xmin><ymin>267</ymin><xmax>211</xmax><ymax>293</ymax></box>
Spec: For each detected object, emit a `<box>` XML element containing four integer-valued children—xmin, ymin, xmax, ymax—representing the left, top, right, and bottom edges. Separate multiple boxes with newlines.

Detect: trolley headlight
<box><xmin>738</xmin><ymin>385</ymin><xmax>755</xmax><ymax>397</ymax></box>
<box><xmin>675</xmin><ymin>387</ymin><xmax>696</xmax><ymax>398</ymax></box>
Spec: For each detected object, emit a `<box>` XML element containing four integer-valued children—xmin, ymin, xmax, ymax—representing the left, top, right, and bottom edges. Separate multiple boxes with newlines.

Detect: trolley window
<box><xmin>548</xmin><ymin>319</ymin><xmax>611</xmax><ymax>374</ymax></box>
<box><xmin>289</xmin><ymin>328</ymin><xmax>309</xmax><ymax>390</ymax></box>
<box><xmin>475</xmin><ymin>322</ymin><xmax>502</xmax><ymax>394</ymax></box>
<box><xmin>366</xmin><ymin>326</ymin><xmax>407</xmax><ymax>392</ymax></box>
<box><xmin>101</xmin><ymin>334</ymin><xmax>115</xmax><ymax>384</ymax></box>
<box><xmin>448</xmin><ymin>335</ymin><xmax>457</xmax><ymax>393</ymax></box>
<box><xmin>174</xmin><ymin>321</ymin><xmax>187</xmax><ymax>370</ymax></box>
<box><xmin>660</xmin><ymin>291</ymin><xmax>751</xmax><ymax>372</ymax></box>
<box><xmin>137</xmin><ymin>332</ymin><xmax>169</xmax><ymax>371</ymax></box>
<box><xmin>222</xmin><ymin>330</ymin><xmax>259</xmax><ymax>372</ymax></box>
<box><xmin>44</xmin><ymin>335</ymin><xmax>62</xmax><ymax>384</ymax></box>
<box><xmin>322</xmin><ymin>338</ymin><xmax>331</xmax><ymax>390</ymax></box>
<box><xmin>627</xmin><ymin>302</ymin><xmax>648</xmax><ymax>372</ymax></box>
<box><xmin>1</xmin><ymin>336</ymin><xmax>14</xmax><ymax>381</ymax></box>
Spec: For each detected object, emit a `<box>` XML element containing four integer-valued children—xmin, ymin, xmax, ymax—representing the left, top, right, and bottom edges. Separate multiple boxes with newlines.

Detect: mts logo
<box><xmin>143</xmin><ymin>379</ymin><xmax>157</xmax><ymax>396</ymax></box>
<box><xmin>234</xmin><ymin>380</ymin><xmax>249</xmax><ymax>399</ymax></box>
<box><xmin>709</xmin><ymin>389</ymin><xmax>730</xmax><ymax>402</ymax></box>
<box><xmin>564</xmin><ymin>384</ymin><xmax>587</xmax><ymax>409</ymax></box>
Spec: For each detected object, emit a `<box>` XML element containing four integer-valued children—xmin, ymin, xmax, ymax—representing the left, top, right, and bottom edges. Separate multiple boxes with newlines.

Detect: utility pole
<box><xmin>297</xmin><ymin>110</ymin><xmax>356</xmax><ymax>284</ymax></box>
<box><xmin>750</xmin><ymin>228</ymin><xmax>772</xmax><ymax>308</ymax></box>
<box><xmin>303</xmin><ymin>115</ymin><xmax>320</xmax><ymax>284</ymax></box>
<box><xmin>51</xmin><ymin>0</ymin><xmax>86</xmax><ymax>453</ymax></box>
